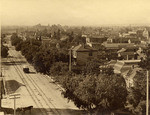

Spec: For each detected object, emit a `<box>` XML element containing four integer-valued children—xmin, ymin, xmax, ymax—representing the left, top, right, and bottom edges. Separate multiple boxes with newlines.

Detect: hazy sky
<box><xmin>1</xmin><ymin>0</ymin><xmax>150</xmax><ymax>26</ymax></box>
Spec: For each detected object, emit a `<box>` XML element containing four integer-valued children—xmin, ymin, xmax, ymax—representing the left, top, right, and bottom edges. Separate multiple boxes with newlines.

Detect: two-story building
<box><xmin>71</xmin><ymin>44</ymin><xmax>98</xmax><ymax>65</ymax></box>
<box><xmin>42</xmin><ymin>37</ymin><xmax>60</xmax><ymax>49</ymax></box>
<box><xmin>117</xmin><ymin>47</ymin><xmax>139</xmax><ymax>60</ymax></box>
<box><xmin>86</xmin><ymin>35</ymin><xmax>108</xmax><ymax>49</ymax></box>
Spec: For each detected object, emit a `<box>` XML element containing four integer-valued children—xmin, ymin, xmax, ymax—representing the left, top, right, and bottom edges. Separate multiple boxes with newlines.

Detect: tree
<box><xmin>137</xmin><ymin>45</ymin><xmax>150</xmax><ymax>114</ymax></box>
<box><xmin>19</xmin><ymin>39</ymin><xmax>41</xmax><ymax>63</ymax></box>
<box><xmin>32</xmin><ymin>51</ymin><xmax>46</xmax><ymax>73</ymax></box>
<box><xmin>20</xmin><ymin>41</ymin><xmax>30</xmax><ymax>56</ymax></box>
<box><xmin>61</xmin><ymin>73</ymin><xmax>127</xmax><ymax>114</ymax></box>
<box><xmin>82</xmin><ymin>58</ymin><xmax>100</xmax><ymax>76</ymax></box>
<box><xmin>95</xmin><ymin>74</ymin><xmax>127</xmax><ymax>113</ymax></box>
<box><xmin>99</xmin><ymin>65</ymin><xmax>114</xmax><ymax>75</ymax></box>
<box><xmin>61</xmin><ymin>74</ymin><xmax>85</xmax><ymax>108</ymax></box>
<box><xmin>1</xmin><ymin>45</ymin><xmax>9</xmax><ymax>58</ymax></box>
<box><xmin>32</xmin><ymin>48</ymin><xmax>58</xmax><ymax>74</ymax></box>
<box><xmin>127</xmin><ymin>70</ymin><xmax>148</xmax><ymax>114</ymax></box>
<box><xmin>50</xmin><ymin>62</ymin><xmax>68</xmax><ymax>76</ymax></box>
<box><xmin>11</xmin><ymin>33</ymin><xmax>22</xmax><ymax>46</ymax></box>
<box><xmin>139</xmin><ymin>44</ymin><xmax>150</xmax><ymax>70</ymax></box>
<box><xmin>42</xmin><ymin>28</ymin><xmax>48</xmax><ymax>36</ymax></box>
<box><xmin>15</xmin><ymin>42</ymin><xmax>23</xmax><ymax>51</ymax></box>
<box><xmin>68</xmin><ymin>31</ymin><xmax>74</xmax><ymax>42</ymax></box>
<box><xmin>57</xmin><ymin>29</ymin><xmax>61</xmax><ymax>40</ymax></box>
<box><xmin>53</xmin><ymin>31</ymin><xmax>57</xmax><ymax>39</ymax></box>
<box><xmin>1</xmin><ymin>34</ymin><xmax>6</xmax><ymax>43</ymax></box>
<box><xmin>74</xmin><ymin>75</ymin><xmax>97</xmax><ymax>114</ymax></box>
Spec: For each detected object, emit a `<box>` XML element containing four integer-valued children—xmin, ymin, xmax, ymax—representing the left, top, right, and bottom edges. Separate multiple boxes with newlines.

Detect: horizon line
<box><xmin>1</xmin><ymin>23</ymin><xmax>150</xmax><ymax>27</ymax></box>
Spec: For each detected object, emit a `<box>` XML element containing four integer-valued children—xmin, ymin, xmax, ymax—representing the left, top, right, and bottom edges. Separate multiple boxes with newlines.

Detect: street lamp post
<box><xmin>9</xmin><ymin>93</ymin><xmax>20</xmax><ymax>115</ymax></box>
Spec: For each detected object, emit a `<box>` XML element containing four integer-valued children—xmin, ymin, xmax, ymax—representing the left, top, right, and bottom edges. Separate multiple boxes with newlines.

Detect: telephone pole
<box><xmin>9</xmin><ymin>93</ymin><xmax>20</xmax><ymax>115</ymax></box>
<box><xmin>0</xmin><ymin>27</ymin><xmax>2</xmax><ymax>109</ymax></box>
<box><xmin>69</xmin><ymin>49</ymin><xmax>72</xmax><ymax>71</ymax></box>
<box><xmin>146</xmin><ymin>70</ymin><xmax>149</xmax><ymax>115</ymax></box>
<box><xmin>69</xmin><ymin>46</ymin><xmax>74</xmax><ymax>71</ymax></box>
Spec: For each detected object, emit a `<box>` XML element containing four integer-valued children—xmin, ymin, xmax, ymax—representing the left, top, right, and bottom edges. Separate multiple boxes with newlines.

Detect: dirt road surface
<box><xmin>1</xmin><ymin>35</ymin><xmax>86</xmax><ymax>115</ymax></box>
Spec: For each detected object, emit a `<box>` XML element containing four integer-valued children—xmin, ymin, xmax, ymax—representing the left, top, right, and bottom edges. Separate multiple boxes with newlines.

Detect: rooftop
<box><xmin>103</xmin><ymin>42</ymin><xmax>136</xmax><ymax>49</ymax></box>
<box><xmin>119</xmin><ymin>60</ymin><xmax>141</xmax><ymax>64</ymax></box>
<box><xmin>72</xmin><ymin>44</ymin><xmax>97</xmax><ymax>52</ymax></box>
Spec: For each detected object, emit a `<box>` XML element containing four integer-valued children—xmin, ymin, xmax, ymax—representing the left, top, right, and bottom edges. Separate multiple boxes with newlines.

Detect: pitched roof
<box><xmin>5</xmin><ymin>80</ymin><xmax>24</xmax><ymax>94</ymax></box>
<box><xmin>72</xmin><ymin>44</ymin><xmax>97</xmax><ymax>52</ymax></box>
<box><xmin>121</xmin><ymin>60</ymin><xmax>141</xmax><ymax>64</ymax></box>
<box><xmin>108</xmin><ymin>60</ymin><xmax>117</xmax><ymax>67</ymax></box>
<box><xmin>120</xmin><ymin>52</ymin><xmax>135</xmax><ymax>55</ymax></box>
<box><xmin>117</xmin><ymin>48</ymin><xmax>126</xmax><ymax>53</ymax></box>
<box><xmin>113</xmin><ymin>60</ymin><xmax>140</xmax><ymax>75</ymax></box>
<box><xmin>103</xmin><ymin>43</ymin><xmax>136</xmax><ymax>49</ymax></box>
<box><xmin>72</xmin><ymin>44</ymin><xmax>82</xmax><ymax>51</ymax></box>
<box><xmin>114</xmin><ymin>61</ymin><xmax>125</xmax><ymax>74</ymax></box>
<box><xmin>125</xmin><ymin>68</ymin><xmax>142</xmax><ymax>79</ymax></box>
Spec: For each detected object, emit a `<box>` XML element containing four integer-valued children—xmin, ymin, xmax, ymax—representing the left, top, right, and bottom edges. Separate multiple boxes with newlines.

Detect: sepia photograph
<box><xmin>0</xmin><ymin>0</ymin><xmax>150</xmax><ymax>115</ymax></box>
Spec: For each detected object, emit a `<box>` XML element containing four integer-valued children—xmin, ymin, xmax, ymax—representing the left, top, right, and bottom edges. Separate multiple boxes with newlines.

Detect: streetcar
<box><xmin>23</xmin><ymin>65</ymin><xmax>29</xmax><ymax>73</ymax></box>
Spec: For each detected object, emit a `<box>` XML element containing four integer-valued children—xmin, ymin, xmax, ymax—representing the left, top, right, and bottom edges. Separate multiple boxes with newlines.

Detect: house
<box><xmin>71</xmin><ymin>44</ymin><xmax>98</xmax><ymax>65</ymax></box>
<box><xmin>124</xmin><ymin>68</ymin><xmax>142</xmax><ymax>88</ymax></box>
<box><xmin>113</xmin><ymin>60</ymin><xmax>141</xmax><ymax>75</ymax></box>
<box><xmin>24</xmin><ymin>31</ymin><xmax>37</xmax><ymax>40</ymax></box>
<box><xmin>42</xmin><ymin>38</ymin><xmax>60</xmax><ymax>48</ymax></box>
<box><xmin>114</xmin><ymin>61</ymin><xmax>128</xmax><ymax>74</ymax></box>
<box><xmin>117</xmin><ymin>47</ymin><xmax>140</xmax><ymax>60</ymax></box>
<box><xmin>107</xmin><ymin>36</ymin><xmax>140</xmax><ymax>44</ymax></box>
<box><xmin>123</xmin><ymin>67</ymin><xmax>150</xmax><ymax>88</ymax></box>
<box><xmin>102</xmin><ymin>42</ymin><xmax>136</xmax><ymax>50</ymax></box>
<box><xmin>108</xmin><ymin>30</ymin><xmax>140</xmax><ymax>44</ymax></box>
<box><xmin>86</xmin><ymin>35</ymin><xmax>107</xmax><ymax>49</ymax></box>
<box><xmin>117</xmin><ymin>46</ymin><xmax>147</xmax><ymax>60</ymax></box>
<box><xmin>119</xmin><ymin>31</ymin><xmax>137</xmax><ymax>38</ymax></box>
<box><xmin>109</xmin><ymin>60</ymin><xmax>142</xmax><ymax>88</ymax></box>
<box><xmin>108</xmin><ymin>60</ymin><xmax>117</xmax><ymax>68</ymax></box>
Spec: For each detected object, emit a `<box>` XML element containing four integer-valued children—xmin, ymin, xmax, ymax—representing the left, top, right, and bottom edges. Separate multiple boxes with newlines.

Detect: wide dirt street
<box><xmin>1</xmin><ymin>35</ymin><xmax>85</xmax><ymax>115</ymax></box>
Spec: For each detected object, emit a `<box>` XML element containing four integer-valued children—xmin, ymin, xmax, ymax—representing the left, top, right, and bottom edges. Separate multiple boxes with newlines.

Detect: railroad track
<box><xmin>15</xmin><ymin>58</ymin><xmax>61</xmax><ymax>114</ymax></box>
<box><xmin>8</xmin><ymin>50</ymin><xmax>48</xmax><ymax>115</ymax></box>
<box><xmin>9</xmin><ymin>49</ymin><xmax>60</xmax><ymax>115</ymax></box>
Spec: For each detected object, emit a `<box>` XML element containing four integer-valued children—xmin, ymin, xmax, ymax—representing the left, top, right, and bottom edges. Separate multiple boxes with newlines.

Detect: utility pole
<box><xmin>0</xmin><ymin>31</ymin><xmax>2</xmax><ymax>77</ymax></box>
<box><xmin>146</xmin><ymin>70</ymin><xmax>149</xmax><ymax>115</ymax></box>
<box><xmin>0</xmin><ymin>78</ymin><xmax>2</xmax><ymax>109</ymax></box>
<box><xmin>9</xmin><ymin>93</ymin><xmax>20</xmax><ymax>115</ymax></box>
<box><xmin>69</xmin><ymin>49</ymin><xmax>72</xmax><ymax>71</ymax></box>
<box><xmin>0</xmin><ymin>27</ymin><xmax>2</xmax><ymax>109</ymax></box>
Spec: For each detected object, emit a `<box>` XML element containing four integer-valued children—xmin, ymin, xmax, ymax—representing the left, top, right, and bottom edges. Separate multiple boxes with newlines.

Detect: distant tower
<box><xmin>143</xmin><ymin>28</ymin><xmax>149</xmax><ymax>43</ymax></box>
